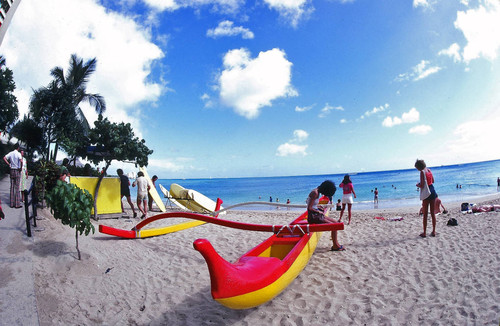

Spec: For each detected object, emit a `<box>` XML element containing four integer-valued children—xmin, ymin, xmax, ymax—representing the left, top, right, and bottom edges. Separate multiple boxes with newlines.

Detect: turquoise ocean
<box><xmin>133</xmin><ymin>160</ymin><xmax>500</xmax><ymax>211</ymax></box>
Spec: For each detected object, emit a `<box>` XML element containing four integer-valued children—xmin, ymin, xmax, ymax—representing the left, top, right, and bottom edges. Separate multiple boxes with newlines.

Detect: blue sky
<box><xmin>1</xmin><ymin>0</ymin><xmax>500</xmax><ymax>178</ymax></box>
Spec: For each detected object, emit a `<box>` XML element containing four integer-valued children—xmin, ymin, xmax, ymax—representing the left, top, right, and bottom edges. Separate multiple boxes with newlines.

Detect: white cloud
<box><xmin>263</xmin><ymin>0</ymin><xmax>314</xmax><ymax>28</ymax></box>
<box><xmin>276</xmin><ymin>143</ymin><xmax>308</xmax><ymax>157</ymax></box>
<box><xmin>201</xmin><ymin>93</ymin><xmax>214</xmax><ymax>108</ymax></box>
<box><xmin>319</xmin><ymin>103</ymin><xmax>344</xmax><ymax>118</ymax></box>
<box><xmin>3</xmin><ymin>0</ymin><xmax>164</xmax><ymax>132</ymax></box>
<box><xmin>454</xmin><ymin>0</ymin><xmax>500</xmax><ymax>63</ymax></box>
<box><xmin>402</xmin><ymin>108</ymin><xmax>420</xmax><ymax>123</ymax></box>
<box><xmin>444</xmin><ymin>116</ymin><xmax>500</xmax><ymax>162</ymax></box>
<box><xmin>382</xmin><ymin>116</ymin><xmax>401</xmax><ymax>127</ymax></box>
<box><xmin>413</xmin><ymin>0</ymin><xmax>431</xmax><ymax>9</ymax></box>
<box><xmin>361</xmin><ymin>103</ymin><xmax>388</xmax><ymax>119</ymax></box>
<box><xmin>207</xmin><ymin>20</ymin><xmax>254</xmax><ymax>39</ymax></box>
<box><xmin>143</xmin><ymin>0</ymin><xmax>242</xmax><ymax>14</ymax></box>
<box><xmin>438</xmin><ymin>43</ymin><xmax>462</xmax><ymax>62</ymax></box>
<box><xmin>295</xmin><ymin>104</ymin><xmax>313</xmax><ymax>112</ymax></box>
<box><xmin>382</xmin><ymin>108</ymin><xmax>420</xmax><ymax>127</ymax></box>
<box><xmin>218</xmin><ymin>48</ymin><xmax>297</xmax><ymax>119</ymax></box>
<box><xmin>148</xmin><ymin>158</ymin><xmax>185</xmax><ymax>172</ymax></box>
<box><xmin>293</xmin><ymin>129</ymin><xmax>308</xmax><ymax>141</ymax></box>
<box><xmin>409</xmin><ymin>124</ymin><xmax>432</xmax><ymax>135</ymax></box>
<box><xmin>143</xmin><ymin>0</ymin><xmax>179</xmax><ymax>11</ymax></box>
<box><xmin>396</xmin><ymin>60</ymin><xmax>441</xmax><ymax>82</ymax></box>
<box><xmin>276</xmin><ymin>129</ymin><xmax>308</xmax><ymax>156</ymax></box>
<box><xmin>413</xmin><ymin>60</ymin><xmax>442</xmax><ymax>81</ymax></box>
<box><xmin>340</xmin><ymin>119</ymin><xmax>347</xmax><ymax>123</ymax></box>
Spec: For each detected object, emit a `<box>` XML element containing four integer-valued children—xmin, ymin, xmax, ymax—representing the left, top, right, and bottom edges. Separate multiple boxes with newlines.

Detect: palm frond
<box><xmin>86</xmin><ymin>93</ymin><xmax>106</xmax><ymax>114</ymax></box>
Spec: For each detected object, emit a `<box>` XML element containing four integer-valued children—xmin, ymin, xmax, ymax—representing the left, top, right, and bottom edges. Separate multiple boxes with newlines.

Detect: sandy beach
<box><xmin>30</xmin><ymin>196</ymin><xmax>500</xmax><ymax>325</ymax></box>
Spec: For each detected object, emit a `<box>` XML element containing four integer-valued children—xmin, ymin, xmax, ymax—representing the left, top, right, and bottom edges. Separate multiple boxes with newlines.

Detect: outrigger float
<box><xmin>99</xmin><ymin>199</ymin><xmax>224</xmax><ymax>239</ymax></box>
<box><xmin>98</xmin><ymin>198</ymin><xmax>344</xmax><ymax>309</ymax></box>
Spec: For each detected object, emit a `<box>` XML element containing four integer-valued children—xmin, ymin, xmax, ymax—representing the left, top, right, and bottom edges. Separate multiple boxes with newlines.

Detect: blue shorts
<box><xmin>424</xmin><ymin>184</ymin><xmax>438</xmax><ymax>201</ymax></box>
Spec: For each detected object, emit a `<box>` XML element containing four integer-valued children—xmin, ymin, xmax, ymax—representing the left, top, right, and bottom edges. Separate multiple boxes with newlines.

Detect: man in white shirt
<box><xmin>3</xmin><ymin>143</ymin><xmax>23</xmax><ymax>208</ymax></box>
<box><xmin>132</xmin><ymin>171</ymin><xmax>150</xmax><ymax>218</ymax></box>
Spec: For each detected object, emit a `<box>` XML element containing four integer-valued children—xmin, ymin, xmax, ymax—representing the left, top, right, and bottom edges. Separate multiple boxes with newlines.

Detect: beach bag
<box><xmin>461</xmin><ymin>203</ymin><xmax>469</xmax><ymax>211</ymax></box>
<box><xmin>419</xmin><ymin>172</ymin><xmax>431</xmax><ymax>200</ymax></box>
<box><xmin>447</xmin><ymin>218</ymin><xmax>458</xmax><ymax>226</ymax></box>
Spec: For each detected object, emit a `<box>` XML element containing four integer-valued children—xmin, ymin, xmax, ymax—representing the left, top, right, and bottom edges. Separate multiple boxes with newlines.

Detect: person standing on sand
<box><xmin>307</xmin><ymin>180</ymin><xmax>344</xmax><ymax>251</ymax></box>
<box><xmin>374</xmin><ymin>187</ymin><xmax>379</xmax><ymax>204</ymax></box>
<box><xmin>133</xmin><ymin>171</ymin><xmax>150</xmax><ymax>219</ymax></box>
<box><xmin>3</xmin><ymin>143</ymin><xmax>23</xmax><ymax>208</ymax></box>
<box><xmin>117</xmin><ymin>169</ymin><xmax>137</xmax><ymax>218</ymax></box>
<box><xmin>148</xmin><ymin>175</ymin><xmax>158</xmax><ymax>211</ymax></box>
<box><xmin>339</xmin><ymin>174</ymin><xmax>356</xmax><ymax>225</ymax></box>
<box><xmin>20</xmin><ymin>150</ymin><xmax>28</xmax><ymax>201</ymax></box>
<box><xmin>415</xmin><ymin>159</ymin><xmax>438</xmax><ymax>237</ymax></box>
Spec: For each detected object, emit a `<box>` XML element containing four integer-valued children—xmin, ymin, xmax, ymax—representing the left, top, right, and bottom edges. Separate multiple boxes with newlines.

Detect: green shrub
<box><xmin>46</xmin><ymin>180</ymin><xmax>95</xmax><ymax>260</ymax></box>
<box><xmin>33</xmin><ymin>160</ymin><xmax>61</xmax><ymax>205</ymax></box>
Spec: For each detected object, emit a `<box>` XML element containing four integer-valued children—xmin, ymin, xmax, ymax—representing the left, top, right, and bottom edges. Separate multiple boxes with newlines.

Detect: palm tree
<box><xmin>50</xmin><ymin>54</ymin><xmax>106</xmax><ymax>117</ymax></box>
<box><xmin>30</xmin><ymin>54</ymin><xmax>106</xmax><ymax>161</ymax></box>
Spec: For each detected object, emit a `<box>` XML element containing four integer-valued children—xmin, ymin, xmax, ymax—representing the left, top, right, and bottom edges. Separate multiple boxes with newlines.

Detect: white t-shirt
<box><xmin>135</xmin><ymin>176</ymin><xmax>149</xmax><ymax>196</ymax></box>
<box><xmin>5</xmin><ymin>149</ymin><xmax>22</xmax><ymax>169</ymax></box>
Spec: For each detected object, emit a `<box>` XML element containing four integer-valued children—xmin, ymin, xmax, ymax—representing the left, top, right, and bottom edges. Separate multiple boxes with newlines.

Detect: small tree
<box><xmin>46</xmin><ymin>180</ymin><xmax>95</xmax><ymax>260</ymax></box>
<box><xmin>85</xmin><ymin>115</ymin><xmax>153</xmax><ymax>220</ymax></box>
<box><xmin>33</xmin><ymin>160</ymin><xmax>61</xmax><ymax>208</ymax></box>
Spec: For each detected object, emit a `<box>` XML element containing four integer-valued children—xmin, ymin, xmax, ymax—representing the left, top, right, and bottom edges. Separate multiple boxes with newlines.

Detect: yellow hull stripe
<box><xmin>138</xmin><ymin>220</ymin><xmax>206</xmax><ymax>238</ymax></box>
<box><xmin>215</xmin><ymin>232</ymin><xmax>322</xmax><ymax>309</ymax></box>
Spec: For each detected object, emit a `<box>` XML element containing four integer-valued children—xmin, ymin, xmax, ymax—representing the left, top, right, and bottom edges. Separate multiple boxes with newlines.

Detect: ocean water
<box><xmin>133</xmin><ymin>160</ymin><xmax>500</xmax><ymax>211</ymax></box>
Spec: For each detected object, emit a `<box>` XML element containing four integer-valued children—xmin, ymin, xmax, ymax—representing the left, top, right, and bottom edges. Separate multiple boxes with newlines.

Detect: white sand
<box><xmin>32</xmin><ymin>196</ymin><xmax>500</xmax><ymax>325</ymax></box>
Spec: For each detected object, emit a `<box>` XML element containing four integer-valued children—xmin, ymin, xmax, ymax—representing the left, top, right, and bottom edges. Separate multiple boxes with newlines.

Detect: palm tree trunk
<box><xmin>52</xmin><ymin>142</ymin><xmax>59</xmax><ymax>161</ymax></box>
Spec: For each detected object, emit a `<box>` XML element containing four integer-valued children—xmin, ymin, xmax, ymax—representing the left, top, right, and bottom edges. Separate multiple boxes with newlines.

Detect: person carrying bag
<box><xmin>415</xmin><ymin>159</ymin><xmax>438</xmax><ymax>238</ymax></box>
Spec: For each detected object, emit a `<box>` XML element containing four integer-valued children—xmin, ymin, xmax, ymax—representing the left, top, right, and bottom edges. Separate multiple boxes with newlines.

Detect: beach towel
<box><xmin>420</xmin><ymin>173</ymin><xmax>431</xmax><ymax>200</ymax></box>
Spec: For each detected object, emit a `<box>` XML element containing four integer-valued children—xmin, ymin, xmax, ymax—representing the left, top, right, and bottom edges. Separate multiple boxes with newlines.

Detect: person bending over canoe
<box><xmin>307</xmin><ymin>180</ymin><xmax>345</xmax><ymax>251</ymax></box>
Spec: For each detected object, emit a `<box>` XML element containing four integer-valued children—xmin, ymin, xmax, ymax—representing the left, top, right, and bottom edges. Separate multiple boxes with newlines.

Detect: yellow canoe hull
<box><xmin>214</xmin><ymin>231</ymin><xmax>322</xmax><ymax>309</ymax></box>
